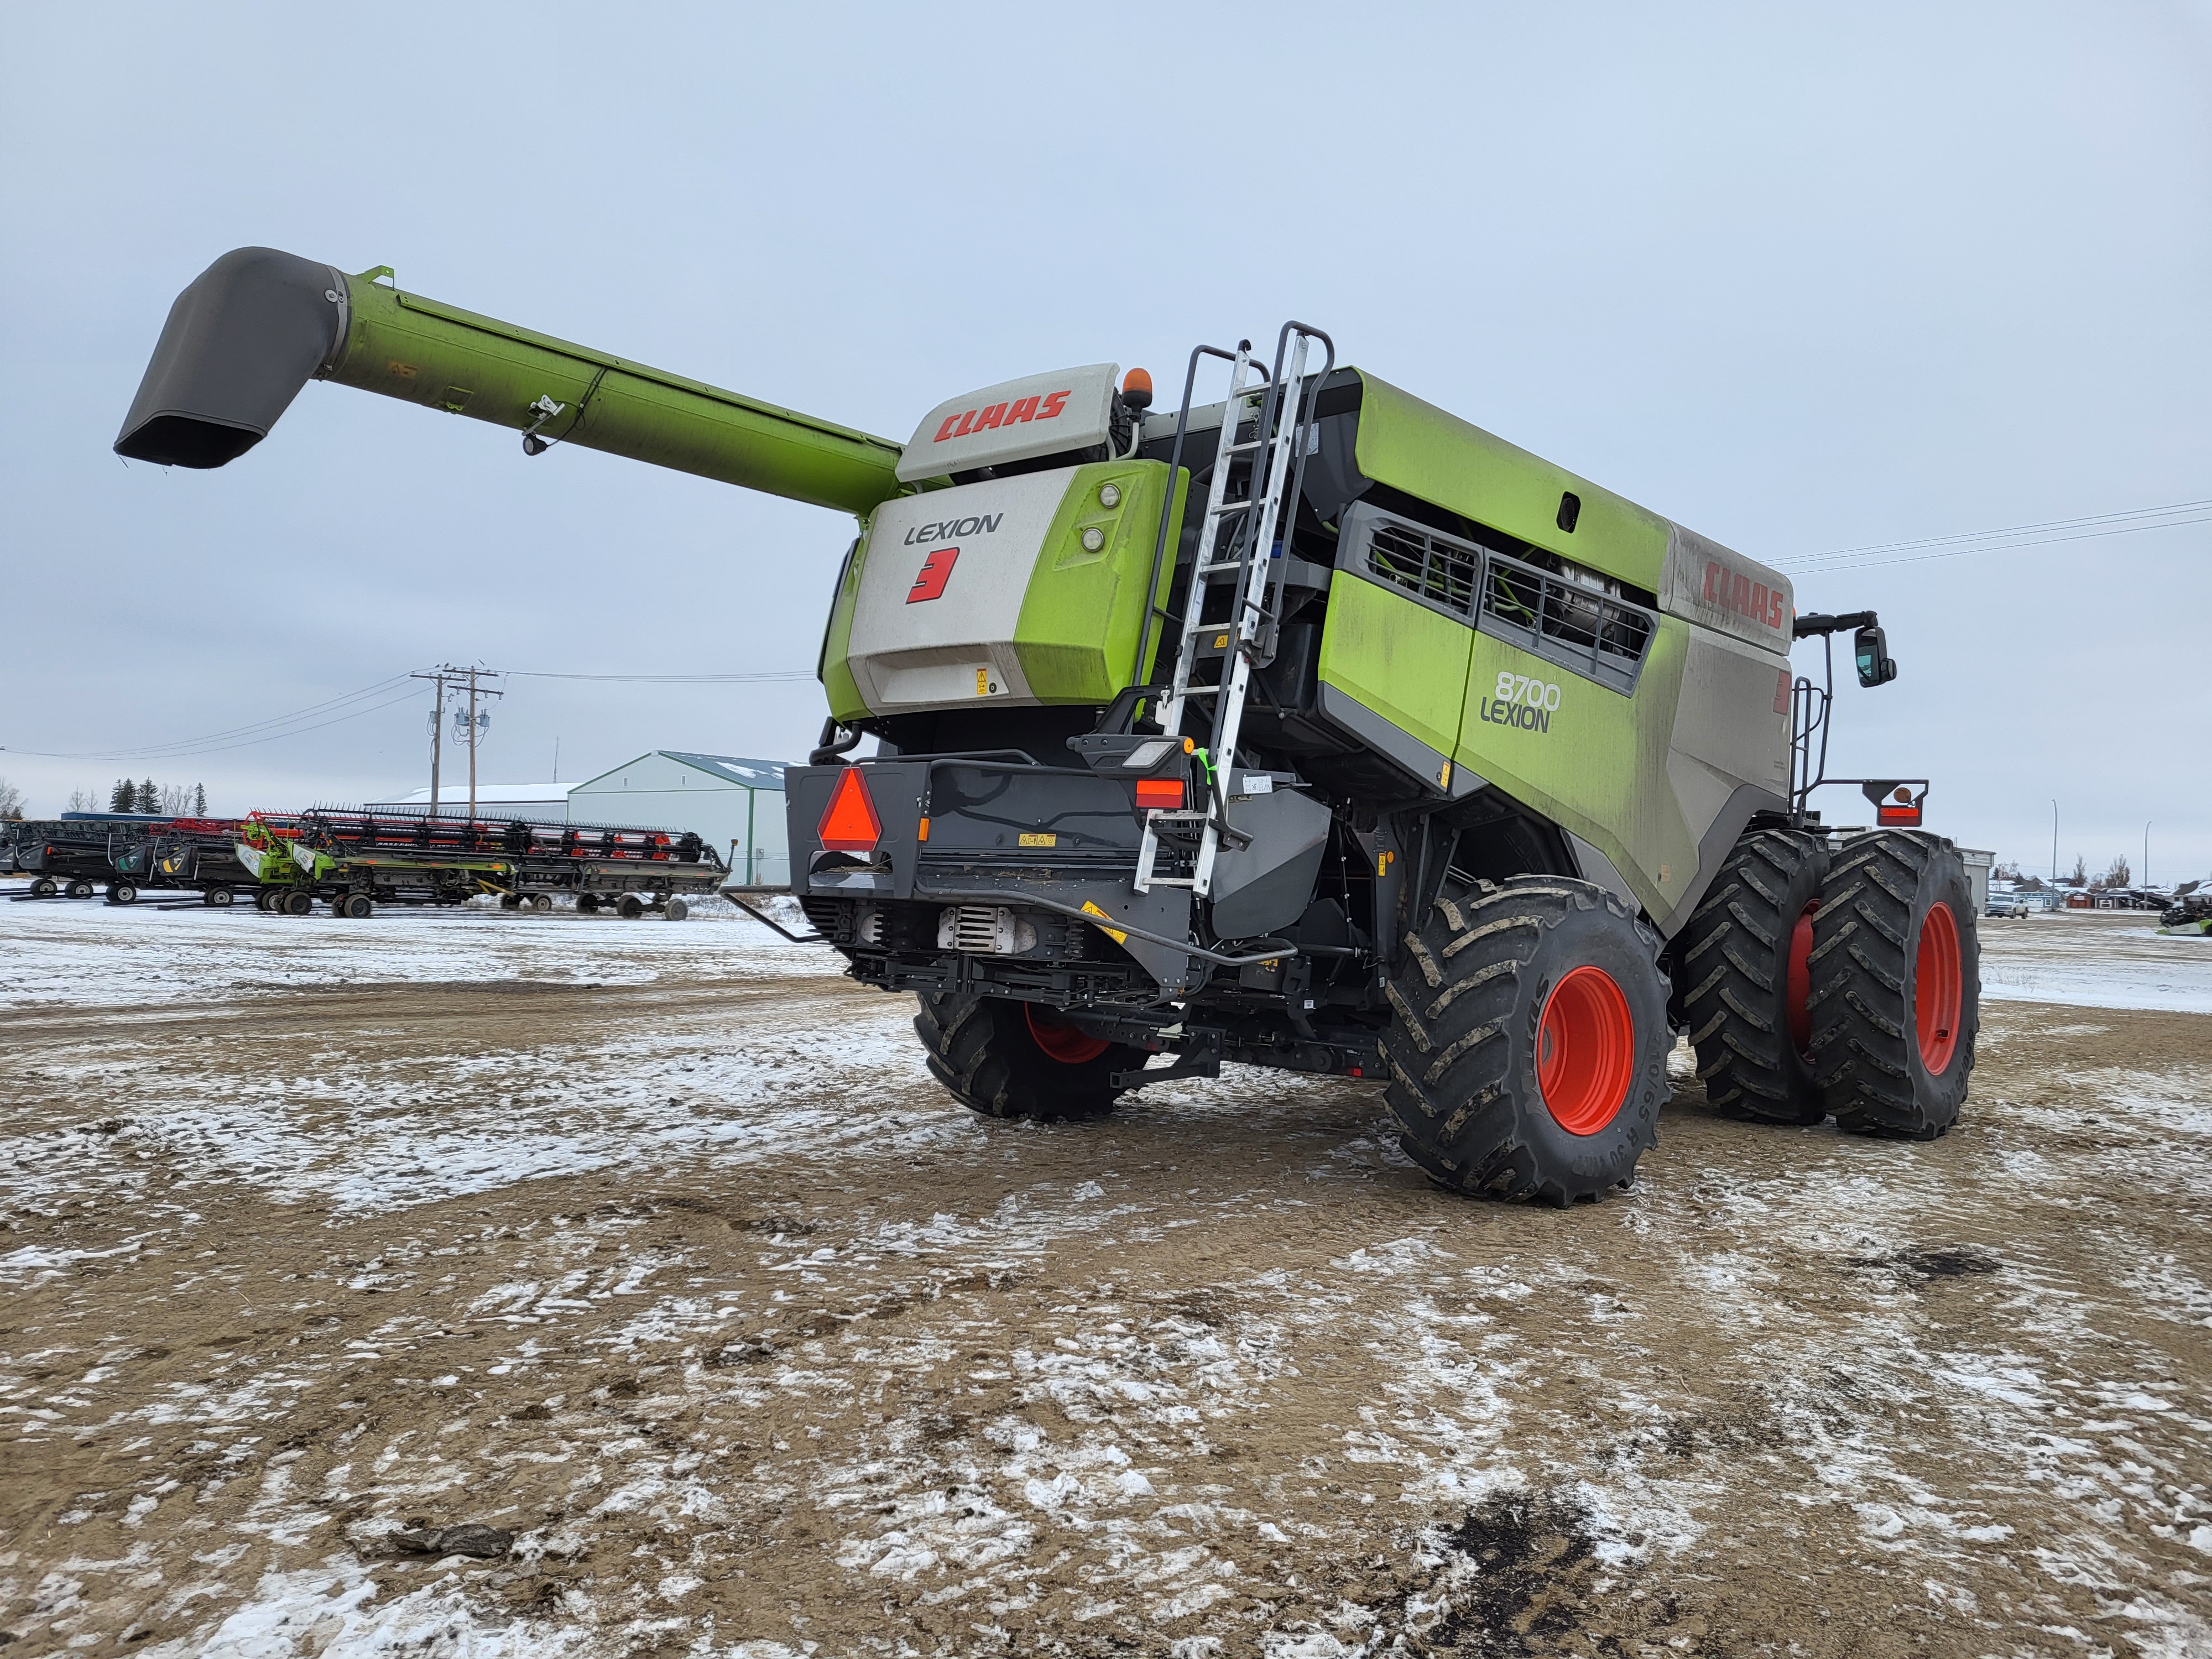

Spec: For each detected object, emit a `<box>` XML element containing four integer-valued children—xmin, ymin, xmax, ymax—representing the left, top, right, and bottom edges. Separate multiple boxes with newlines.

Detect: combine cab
<box><xmin>118</xmin><ymin>251</ymin><xmax>1981</xmax><ymax>1201</ymax></box>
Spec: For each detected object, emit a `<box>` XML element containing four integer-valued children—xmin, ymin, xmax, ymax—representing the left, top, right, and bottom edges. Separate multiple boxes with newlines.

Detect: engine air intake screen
<box><xmin>1342</xmin><ymin>504</ymin><xmax>1656</xmax><ymax>696</ymax></box>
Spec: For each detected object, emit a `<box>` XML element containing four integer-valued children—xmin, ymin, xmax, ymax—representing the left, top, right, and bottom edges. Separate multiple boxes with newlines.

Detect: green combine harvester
<box><xmin>117</xmin><ymin>248</ymin><xmax>1980</xmax><ymax>1203</ymax></box>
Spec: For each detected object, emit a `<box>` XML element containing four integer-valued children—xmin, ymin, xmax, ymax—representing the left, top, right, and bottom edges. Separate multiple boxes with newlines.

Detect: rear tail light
<box><xmin>817</xmin><ymin>766</ymin><xmax>883</xmax><ymax>852</ymax></box>
<box><xmin>1134</xmin><ymin>778</ymin><xmax>1184</xmax><ymax>811</ymax></box>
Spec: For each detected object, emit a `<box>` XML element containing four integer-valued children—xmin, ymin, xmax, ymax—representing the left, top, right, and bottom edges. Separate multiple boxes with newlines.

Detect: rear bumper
<box><xmin>787</xmin><ymin>757</ymin><xmax>1204</xmax><ymax>997</ymax></box>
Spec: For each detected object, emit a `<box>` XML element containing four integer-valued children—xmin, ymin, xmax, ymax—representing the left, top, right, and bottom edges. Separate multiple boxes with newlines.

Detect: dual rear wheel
<box><xmin>1681</xmin><ymin>828</ymin><xmax>1978</xmax><ymax>1138</ymax></box>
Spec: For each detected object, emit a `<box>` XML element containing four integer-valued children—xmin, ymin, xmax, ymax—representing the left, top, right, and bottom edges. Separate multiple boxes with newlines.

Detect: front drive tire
<box><xmin>914</xmin><ymin>994</ymin><xmax>1147</xmax><ymax>1123</ymax></box>
<box><xmin>1382</xmin><ymin>876</ymin><xmax>1671</xmax><ymax>1206</ymax></box>
<box><xmin>1678</xmin><ymin>829</ymin><xmax>1831</xmax><ymax>1125</ymax></box>
<box><xmin>1807</xmin><ymin>831</ymin><xmax>1980</xmax><ymax>1139</ymax></box>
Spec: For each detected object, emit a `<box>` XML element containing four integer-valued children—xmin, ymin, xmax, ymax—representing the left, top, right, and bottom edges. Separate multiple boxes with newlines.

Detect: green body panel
<box><xmin>329</xmin><ymin>273</ymin><xmax>911</xmax><ymax>517</ymax></box>
<box><xmin>1452</xmin><ymin>623</ymin><xmax>1697</xmax><ymax>920</ymax></box>
<box><xmin>821</xmin><ymin>547</ymin><xmax>866</xmax><ymax>726</ymax></box>
<box><xmin>1011</xmin><ymin>462</ymin><xmax>1188</xmax><ymax>702</ymax></box>
<box><xmin>1315</xmin><ymin>574</ymin><xmax>1474</xmax><ymax>772</ymax></box>
<box><xmin>1350</xmin><ymin>371</ymin><xmax>1673</xmax><ymax>594</ymax></box>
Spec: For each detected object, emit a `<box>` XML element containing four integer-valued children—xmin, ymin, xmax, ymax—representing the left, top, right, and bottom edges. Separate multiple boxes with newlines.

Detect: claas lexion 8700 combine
<box><xmin>116</xmin><ymin>248</ymin><xmax>1980</xmax><ymax>1203</ymax></box>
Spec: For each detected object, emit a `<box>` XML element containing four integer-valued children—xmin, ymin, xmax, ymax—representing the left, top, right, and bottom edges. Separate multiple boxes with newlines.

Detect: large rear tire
<box><xmin>1382</xmin><ymin>876</ymin><xmax>1671</xmax><ymax>1206</ymax></box>
<box><xmin>1807</xmin><ymin>831</ymin><xmax>1980</xmax><ymax>1138</ymax></box>
<box><xmin>1678</xmin><ymin>829</ymin><xmax>1831</xmax><ymax>1125</ymax></box>
<box><xmin>914</xmin><ymin>994</ymin><xmax>1146</xmax><ymax>1123</ymax></box>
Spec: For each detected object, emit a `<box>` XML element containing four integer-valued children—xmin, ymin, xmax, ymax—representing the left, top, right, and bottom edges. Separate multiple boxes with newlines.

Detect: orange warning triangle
<box><xmin>817</xmin><ymin>766</ymin><xmax>883</xmax><ymax>852</ymax></box>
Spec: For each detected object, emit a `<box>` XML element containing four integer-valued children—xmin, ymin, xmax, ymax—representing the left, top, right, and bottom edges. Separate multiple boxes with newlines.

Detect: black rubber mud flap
<box><xmin>1678</xmin><ymin>830</ymin><xmax>1832</xmax><ymax>1124</ymax></box>
<box><xmin>914</xmin><ymin>994</ymin><xmax>1148</xmax><ymax>1123</ymax></box>
<box><xmin>1381</xmin><ymin>875</ymin><xmax>1671</xmax><ymax>1206</ymax></box>
<box><xmin>1807</xmin><ymin>832</ymin><xmax>1980</xmax><ymax>1138</ymax></box>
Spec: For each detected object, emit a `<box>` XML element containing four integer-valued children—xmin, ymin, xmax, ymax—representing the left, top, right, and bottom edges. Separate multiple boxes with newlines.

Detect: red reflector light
<box><xmin>1877</xmin><ymin>804</ymin><xmax>1922</xmax><ymax>827</ymax></box>
<box><xmin>817</xmin><ymin>767</ymin><xmax>883</xmax><ymax>852</ymax></box>
<box><xmin>1134</xmin><ymin>778</ymin><xmax>1184</xmax><ymax>810</ymax></box>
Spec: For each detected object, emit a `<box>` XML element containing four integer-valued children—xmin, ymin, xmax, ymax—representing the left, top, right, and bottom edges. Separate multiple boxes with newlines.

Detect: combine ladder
<box><xmin>1134</xmin><ymin>322</ymin><xmax>1334</xmax><ymax>898</ymax></box>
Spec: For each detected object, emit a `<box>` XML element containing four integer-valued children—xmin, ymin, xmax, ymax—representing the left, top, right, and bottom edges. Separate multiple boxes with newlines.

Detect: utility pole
<box><xmin>2145</xmin><ymin>821</ymin><xmax>2151</xmax><ymax>891</ymax></box>
<box><xmin>467</xmin><ymin>666</ymin><xmax>480</xmax><ymax>819</ymax></box>
<box><xmin>411</xmin><ymin>668</ymin><xmax>450</xmax><ymax>813</ymax></box>
<box><xmin>2051</xmin><ymin>799</ymin><xmax>2058</xmax><ymax>885</ymax></box>
<box><xmin>413</xmin><ymin>664</ymin><xmax>503</xmax><ymax>818</ymax></box>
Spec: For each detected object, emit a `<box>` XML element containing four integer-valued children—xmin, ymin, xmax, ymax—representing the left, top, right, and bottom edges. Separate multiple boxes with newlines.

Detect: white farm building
<box><xmin>568</xmin><ymin>752</ymin><xmax>790</xmax><ymax>886</ymax></box>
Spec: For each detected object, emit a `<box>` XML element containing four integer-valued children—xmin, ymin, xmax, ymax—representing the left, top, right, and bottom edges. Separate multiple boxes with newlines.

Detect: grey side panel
<box><xmin>114</xmin><ymin>248</ymin><xmax>348</xmax><ymax>468</ymax></box>
<box><xmin>1658</xmin><ymin>521</ymin><xmax>1795</xmax><ymax>656</ymax></box>
<box><xmin>1209</xmin><ymin>787</ymin><xmax>1332</xmax><ymax>939</ymax></box>
<box><xmin>1650</xmin><ymin>782</ymin><xmax>1787</xmax><ymax>938</ymax></box>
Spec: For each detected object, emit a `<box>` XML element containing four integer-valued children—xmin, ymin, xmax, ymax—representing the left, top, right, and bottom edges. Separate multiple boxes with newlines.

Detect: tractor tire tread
<box><xmin>1807</xmin><ymin>831</ymin><xmax>1979</xmax><ymax>1139</ymax></box>
<box><xmin>1680</xmin><ymin>829</ymin><xmax>1831</xmax><ymax>1126</ymax></box>
<box><xmin>1381</xmin><ymin>874</ymin><xmax>1667</xmax><ymax>1206</ymax></box>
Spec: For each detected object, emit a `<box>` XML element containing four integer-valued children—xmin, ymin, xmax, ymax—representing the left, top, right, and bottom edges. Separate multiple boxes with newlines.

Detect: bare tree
<box><xmin>158</xmin><ymin>782</ymin><xmax>194</xmax><ymax>815</ymax></box>
<box><xmin>67</xmin><ymin>786</ymin><xmax>95</xmax><ymax>813</ymax></box>
<box><xmin>0</xmin><ymin>778</ymin><xmax>22</xmax><ymax>821</ymax></box>
<box><xmin>2094</xmin><ymin>855</ymin><xmax>2131</xmax><ymax>890</ymax></box>
<box><xmin>2067</xmin><ymin>854</ymin><xmax>2087</xmax><ymax>888</ymax></box>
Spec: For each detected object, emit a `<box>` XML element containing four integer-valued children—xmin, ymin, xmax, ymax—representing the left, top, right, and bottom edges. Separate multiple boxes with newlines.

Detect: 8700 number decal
<box><xmin>1479</xmin><ymin>671</ymin><xmax>1559</xmax><ymax>733</ymax></box>
<box><xmin>1493</xmin><ymin>672</ymin><xmax>1561</xmax><ymax>711</ymax></box>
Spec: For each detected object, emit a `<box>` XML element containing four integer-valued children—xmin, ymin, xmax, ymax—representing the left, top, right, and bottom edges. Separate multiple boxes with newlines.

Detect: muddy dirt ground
<box><xmin>1</xmin><ymin>902</ymin><xmax>2207</xmax><ymax>1657</ymax></box>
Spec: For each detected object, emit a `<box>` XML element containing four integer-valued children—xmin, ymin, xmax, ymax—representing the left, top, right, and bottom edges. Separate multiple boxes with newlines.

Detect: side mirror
<box><xmin>1854</xmin><ymin>624</ymin><xmax>1897</xmax><ymax>688</ymax></box>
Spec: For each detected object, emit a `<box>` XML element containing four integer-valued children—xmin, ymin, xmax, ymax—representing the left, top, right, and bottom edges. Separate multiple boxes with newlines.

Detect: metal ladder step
<box><xmin>1133</xmin><ymin>325</ymin><xmax>1334</xmax><ymax>899</ymax></box>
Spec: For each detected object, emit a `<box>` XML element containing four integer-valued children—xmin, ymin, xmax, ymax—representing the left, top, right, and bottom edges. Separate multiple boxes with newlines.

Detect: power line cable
<box><xmin>509</xmin><ymin>669</ymin><xmax>816</xmax><ymax>683</ymax></box>
<box><xmin>1774</xmin><ymin>497</ymin><xmax>2212</xmax><ymax>574</ymax></box>
<box><xmin>4</xmin><ymin>685</ymin><xmax>426</xmax><ymax>762</ymax></box>
<box><xmin>1777</xmin><ymin>512</ymin><xmax>2212</xmax><ymax>575</ymax></box>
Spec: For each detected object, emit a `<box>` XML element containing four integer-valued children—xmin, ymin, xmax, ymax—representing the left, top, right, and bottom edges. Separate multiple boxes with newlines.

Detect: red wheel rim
<box><xmin>1025</xmin><ymin>1004</ymin><xmax>1109</xmax><ymax>1065</ymax></box>
<box><xmin>1537</xmin><ymin>966</ymin><xmax>1636</xmax><ymax>1136</ymax></box>
<box><xmin>1914</xmin><ymin>901</ymin><xmax>1963</xmax><ymax>1075</ymax></box>
<box><xmin>1787</xmin><ymin>901</ymin><xmax>1817</xmax><ymax>1056</ymax></box>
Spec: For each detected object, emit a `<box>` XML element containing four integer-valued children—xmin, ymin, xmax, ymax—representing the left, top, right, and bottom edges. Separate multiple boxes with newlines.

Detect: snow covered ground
<box><xmin>0</xmin><ymin>890</ymin><xmax>831</xmax><ymax>1010</ymax></box>
<box><xmin>2</xmin><ymin>888</ymin><xmax>2208</xmax><ymax>1656</ymax></box>
<box><xmin>1978</xmin><ymin>910</ymin><xmax>2212</xmax><ymax>1014</ymax></box>
<box><xmin>6</xmin><ymin>885</ymin><xmax>2209</xmax><ymax>1017</ymax></box>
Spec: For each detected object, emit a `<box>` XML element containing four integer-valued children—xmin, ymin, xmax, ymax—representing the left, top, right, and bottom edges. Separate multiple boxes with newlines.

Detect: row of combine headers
<box><xmin>1</xmin><ymin>809</ymin><xmax>727</xmax><ymax>919</ymax></box>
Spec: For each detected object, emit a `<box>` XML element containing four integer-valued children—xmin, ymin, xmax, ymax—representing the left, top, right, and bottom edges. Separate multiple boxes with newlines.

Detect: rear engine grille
<box><xmin>1479</xmin><ymin>551</ymin><xmax>1653</xmax><ymax>695</ymax></box>
<box><xmin>1357</xmin><ymin>508</ymin><xmax>1657</xmax><ymax>696</ymax></box>
<box><xmin>1368</xmin><ymin>519</ymin><xmax>1478</xmax><ymax>613</ymax></box>
<box><xmin>937</xmin><ymin>905</ymin><xmax>1039</xmax><ymax>955</ymax></box>
<box><xmin>799</xmin><ymin>895</ymin><xmax>853</xmax><ymax>944</ymax></box>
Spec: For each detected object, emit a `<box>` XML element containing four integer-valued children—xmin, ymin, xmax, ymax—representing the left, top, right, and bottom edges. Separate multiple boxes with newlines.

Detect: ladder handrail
<box><xmin>1130</xmin><ymin>343</ymin><xmax>1264</xmax><ymax>716</ymax></box>
<box><xmin>1135</xmin><ymin>322</ymin><xmax>1333</xmax><ymax>902</ymax></box>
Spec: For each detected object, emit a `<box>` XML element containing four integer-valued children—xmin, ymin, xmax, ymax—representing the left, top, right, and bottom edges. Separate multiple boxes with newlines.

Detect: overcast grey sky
<box><xmin>3</xmin><ymin>4</ymin><xmax>2207</xmax><ymax>880</ymax></box>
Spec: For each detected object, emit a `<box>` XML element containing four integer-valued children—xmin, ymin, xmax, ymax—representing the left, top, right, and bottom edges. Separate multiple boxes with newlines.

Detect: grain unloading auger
<box><xmin>121</xmin><ymin>248</ymin><xmax>1981</xmax><ymax>1202</ymax></box>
